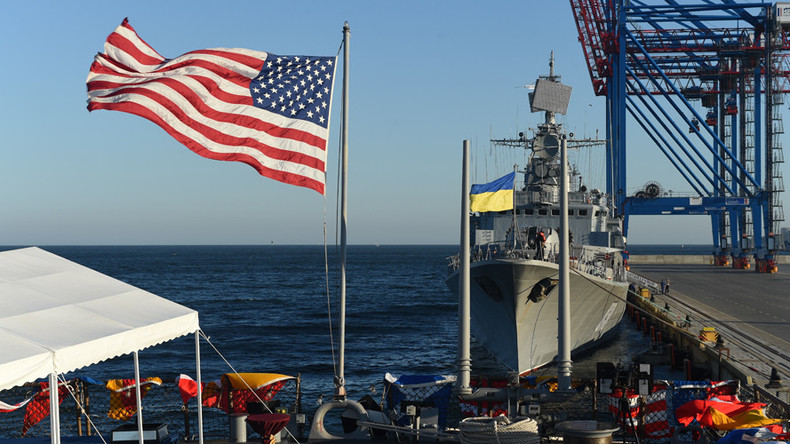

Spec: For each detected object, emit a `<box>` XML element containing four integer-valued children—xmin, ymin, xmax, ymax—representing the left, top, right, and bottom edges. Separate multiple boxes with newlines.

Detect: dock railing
<box><xmin>0</xmin><ymin>376</ymin><xmax>301</xmax><ymax>441</ymax></box>
<box><xmin>3</xmin><ymin>375</ymin><xmax>787</xmax><ymax>442</ymax></box>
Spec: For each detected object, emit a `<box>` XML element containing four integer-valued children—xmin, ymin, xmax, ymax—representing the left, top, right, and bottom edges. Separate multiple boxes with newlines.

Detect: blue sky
<box><xmin>1</xmin><ymin>1</ymin><xmax>787</xmax><ymax>245</ymax></box>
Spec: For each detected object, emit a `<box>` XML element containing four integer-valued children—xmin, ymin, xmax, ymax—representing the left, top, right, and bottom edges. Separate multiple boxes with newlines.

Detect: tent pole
<box><xmin>134</xmin><ymin>351</ymin><xmax>144</xmax><ymax>444</ymax></box>
<box><xmin>195</xmin><ymin>331</ymin><xmax>204</xmax><ymax>444</ymax></box>
<box><xmin>49</xmin><ymin>373</ymin><xmax>61</xmax><ymax>444</ymax></box>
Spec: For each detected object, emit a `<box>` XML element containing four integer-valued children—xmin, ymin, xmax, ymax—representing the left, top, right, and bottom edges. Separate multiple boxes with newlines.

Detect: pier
<box><xmin>627</xmin><ymin>256</ymin><xmax>790</xmax><ymax>400</ymax></box>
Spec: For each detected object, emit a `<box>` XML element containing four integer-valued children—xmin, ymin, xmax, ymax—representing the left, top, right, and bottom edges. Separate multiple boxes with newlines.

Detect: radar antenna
<box><xmin>490</xmin><ymin>132</ymin><xmax>607</xmax><ymax>151</ymax></box>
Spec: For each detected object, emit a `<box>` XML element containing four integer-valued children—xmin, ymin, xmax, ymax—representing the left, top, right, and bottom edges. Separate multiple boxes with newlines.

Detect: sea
<box><xmin>1</xmin><ymin>244</ymin><xmax>714</xmax><ymax>408</ymax></box>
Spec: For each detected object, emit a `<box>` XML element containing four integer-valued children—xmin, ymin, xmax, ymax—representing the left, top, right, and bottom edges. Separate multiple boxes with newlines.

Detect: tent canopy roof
<box><xmin>0</xmin><ymin>247</ymin><xmax>200</xmax><ymax>391</ymax></box>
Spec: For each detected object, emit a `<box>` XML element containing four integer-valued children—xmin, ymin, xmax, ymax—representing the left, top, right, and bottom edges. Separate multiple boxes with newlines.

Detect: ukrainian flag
<box><xmin>470</xmin><ymin>172</ymin><xmax>515</xmax><ymax>212</ymax></box>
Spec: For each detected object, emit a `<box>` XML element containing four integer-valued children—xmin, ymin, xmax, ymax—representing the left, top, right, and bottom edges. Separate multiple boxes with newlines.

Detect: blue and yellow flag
<box><xmin>470</xmin><ymin>172</ymin><xmax>515</xmax><ymax>212</ymax></box>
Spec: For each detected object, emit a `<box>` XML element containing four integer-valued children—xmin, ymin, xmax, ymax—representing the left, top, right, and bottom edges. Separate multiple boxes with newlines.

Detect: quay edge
<box><xmin>625</xmin><ymin>270</ymin><xmax>790</xmax><ymax>405</ymax></box>
<box><xmin>628</xmin><ymin>254</ymin><xmax>790</xmax><ymax>265</ymax></box>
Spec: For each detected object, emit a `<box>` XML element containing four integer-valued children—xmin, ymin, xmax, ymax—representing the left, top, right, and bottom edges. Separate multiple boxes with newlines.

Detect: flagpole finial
<box><xmin>344</xmin><ymin>21</ymin><xmax>350</xmax><ymax>31</ymax></box>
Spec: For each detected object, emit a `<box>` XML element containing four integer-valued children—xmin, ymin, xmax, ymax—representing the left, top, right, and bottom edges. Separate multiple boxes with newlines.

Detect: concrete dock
<box><xmin>628</xmin><ymin>257</ymin><xmax>790</xmax><ymax>397</ymax></box>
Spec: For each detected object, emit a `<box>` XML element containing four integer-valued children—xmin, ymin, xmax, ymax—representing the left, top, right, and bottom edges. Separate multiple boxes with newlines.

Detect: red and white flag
<box><xmin>175</xmin><ymin>374</ymin><xmax>222</xmax><ymax>407</ymax></box>
<box><xmin>0</xmin><ymin>397</ymin><xmax>32</xmax><ymax>413</ymax></box>
<box><xmin>87</xmin><ymin>19</ymin><xmax>336</xmax><ymax>194</ymax></box>
<box><xmin>176</xmin><ymin>374</ymin><xmax>199</xmax><ymax>404</ymax></box>
<box><xmin>22</xmin><ymin>381</ymin><xmax>70</xmax><ymax>435</ymax></box>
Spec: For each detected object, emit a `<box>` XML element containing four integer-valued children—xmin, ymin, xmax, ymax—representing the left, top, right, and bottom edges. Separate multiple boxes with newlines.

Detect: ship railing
<box><xmin>572</xmin><ymin>259</ymin><xmax>607</xmax><ymax>279</ymax></box>
<box><xmin>501</xmin><ymin>244</ymin><xmax>610</xmax><ymax>279</ymax></box>
<box><xmin>567</xmin><ymin>190</ymin><xmax>610</xmax><ymax>206</ymax></box>
<box><xmin>447</xmin><ymin>254</ymin><xmax>460</xmax><ymax>272</ymax></box>
<box><xmin>569</xmin><ymin>192</ymin><xmax>588</xmax><ymax>203</ymax></box>
<box><xmin>447</xmin><ymin>243</ymin><xmax>506</xmax><ymax>272</ymax></box>
<box><xmin>449</xmin><ymin>242</ymin><xmax>619</xmax><ymax>280</ymax></box>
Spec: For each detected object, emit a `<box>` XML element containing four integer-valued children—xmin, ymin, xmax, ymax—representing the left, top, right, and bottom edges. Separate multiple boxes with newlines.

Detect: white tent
<box><xmin>0</xmin><ymin>247</ymin><xmax>203</xmax><ymax>444</ymax></box>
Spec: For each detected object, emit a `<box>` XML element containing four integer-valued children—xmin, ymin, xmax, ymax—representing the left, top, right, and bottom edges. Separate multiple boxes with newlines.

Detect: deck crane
<box><xmin>569</xmin><ymin>0</ymin><xmax>787</xmax><ymax>272</ymax></box>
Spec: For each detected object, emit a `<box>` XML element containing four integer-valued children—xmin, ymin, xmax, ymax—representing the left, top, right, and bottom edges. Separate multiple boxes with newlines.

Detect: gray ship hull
<box><xmin>447</xmin><ymin>258</ymin><xmax>627</xmax><ymax>375</ymax></box>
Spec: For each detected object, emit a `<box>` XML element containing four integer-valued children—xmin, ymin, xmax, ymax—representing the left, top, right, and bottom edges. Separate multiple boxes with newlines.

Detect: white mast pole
<box><xmin>457</xmin><ymin>140</ymin><xmax>472</xmax><ymax>395</ymax></box>
<box><xmin>336</xmin><ymin>21</ymin><xmax>350</xmax><ymax>400</ymax></box>
<box><xmin>511</xmin><ymin>164</ymin><xmax>518</xmax><ymax>249</ymax></box>
<box><xmin>557</xmin><ymin>135</ymin><xmax>572</xmax><ymax>390</ymax></box>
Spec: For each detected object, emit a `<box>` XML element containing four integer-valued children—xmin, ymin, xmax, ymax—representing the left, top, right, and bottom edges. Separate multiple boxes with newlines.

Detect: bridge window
<box><xmin>551</xmin><ymin>209</ymin><xmax>560</xmax><ymax>216</ymax></box>
<box><xmin>579</xmin><ymin>209</ymin><xmax>588</xmax><ymax>216</ymax></box>
<box><xmin>538</xmin><ymin>209</ymin><xmax>547</xmax><ymax>215</ymax></box>
<box><xmin>524</xmin><ymin>209</ymin><xmax>534</xmax><ymax>215</ymax></box>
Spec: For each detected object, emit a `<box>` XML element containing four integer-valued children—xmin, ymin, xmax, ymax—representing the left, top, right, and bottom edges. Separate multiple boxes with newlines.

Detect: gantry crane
<box><xmin>570</xmin><ymin>0</ymin><xmax>787</xmax><ymax>272</ymax></box>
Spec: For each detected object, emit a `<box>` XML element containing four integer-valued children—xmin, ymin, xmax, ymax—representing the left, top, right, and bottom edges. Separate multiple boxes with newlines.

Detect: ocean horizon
<box><xmin>3</xmin><ymin>244</ymin><xmax>785</xmax><ymax>256</ymax></box>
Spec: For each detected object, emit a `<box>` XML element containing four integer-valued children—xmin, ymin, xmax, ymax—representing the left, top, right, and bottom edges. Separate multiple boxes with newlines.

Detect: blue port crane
<box><xmin>569</xmin><ymin>0</ymin><xmax>787</xmax><ymax>272</ymax></box>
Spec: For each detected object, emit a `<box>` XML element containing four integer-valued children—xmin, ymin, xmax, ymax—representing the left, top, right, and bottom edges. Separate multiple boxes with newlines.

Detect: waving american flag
<box><xmin>87</xmin><ymin>19</ymin><xmax>336</xmax><ymax>194</ymax></box>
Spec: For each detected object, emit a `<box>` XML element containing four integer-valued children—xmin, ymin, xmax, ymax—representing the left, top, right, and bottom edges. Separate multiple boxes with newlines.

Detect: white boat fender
<box><xmin>307</xmin><ymin>399</ymin><xmax>370</xmax><ymax>442</ymax></box>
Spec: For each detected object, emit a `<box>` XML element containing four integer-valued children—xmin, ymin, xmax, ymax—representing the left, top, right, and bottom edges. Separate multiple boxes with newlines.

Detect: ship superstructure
<box><xmin>447</xmin><ymin>54</ymin><xmax>628</xmax><ymax>374</ymax></box>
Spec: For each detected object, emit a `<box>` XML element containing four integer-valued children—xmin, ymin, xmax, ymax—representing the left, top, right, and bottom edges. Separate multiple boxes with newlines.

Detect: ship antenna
<box><xmin>545</xmin><ymin>51</ymin><xmax>557</xmax><ymax>124</ymax></box>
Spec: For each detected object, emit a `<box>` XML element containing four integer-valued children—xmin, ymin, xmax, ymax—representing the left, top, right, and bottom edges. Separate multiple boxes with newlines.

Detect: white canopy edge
<box><xmin>0</xmin><ymin>246</ymin><xmax>200</xmax><ymax>391</ymax></box>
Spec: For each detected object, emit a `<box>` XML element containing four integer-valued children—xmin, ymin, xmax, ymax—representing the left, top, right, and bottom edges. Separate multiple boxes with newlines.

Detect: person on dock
<box><xmin>660</xmin><ymin>279</ymin><xmax>666</xmax><ymax>293</ymax></box>
<box><xmin>665</xmin><ymin>279</ymin><xmax>671</xmax><ymax>294</ymax></box>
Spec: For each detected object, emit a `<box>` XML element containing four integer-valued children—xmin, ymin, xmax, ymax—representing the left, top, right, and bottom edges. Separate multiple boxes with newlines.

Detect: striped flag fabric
<box><xmin>22</xmin><ymin>381</ymin><xmax>69</xmax><ymax>436</ymax></box>
<box><xmin>717</xmin><ymin>425</ymin><xmax>785</xmax><ymax>444</ymax></box>
<box><xmin>0</xmin><ymin>396</ymin><xmax>31</xmax><ymax>412</ymax></box>
<box><xmin>469</xmin><ymin>172</ymin><xmax>516</xmax><ymax>213</ymax></box>
<box><xmin>87</xmin><ymin>19</ymin><xmax>337</xmax><ymax>194</ymax></box>
<box><xmin>105</xmin><ymin>377</ymin><xmax>162</xmax><ymax>421</ymax></box>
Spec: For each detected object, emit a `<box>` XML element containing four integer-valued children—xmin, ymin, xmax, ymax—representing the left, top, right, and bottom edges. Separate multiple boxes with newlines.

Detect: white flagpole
<box><xmin>336</xmin><ymin>20</ymin><xmax>350</xmax><ymax>400</ymax></box>
<box><xmin>457</xmin><ymin>140</ymin><xmax>472</xmax><ymax>395</ymax></box>
<box><xmin>511</xmin><ymin>165</ymin><xmax>518</xmax><ymax>249</ymax></box>
<box><xmin>308</xmin><ymin>25</ymin><xmax>372</xmax><ymax>440</ymax></box>
<box><xmin>557</xmin><ymin>135</ymin><xmax>572</xmax><ymax>390</ymax></box>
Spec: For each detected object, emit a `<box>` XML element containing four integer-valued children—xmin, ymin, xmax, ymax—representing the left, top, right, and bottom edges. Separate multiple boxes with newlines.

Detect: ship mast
<box><xmin>546</xmin><ymin>51</ymin><xmax>556</xmax><ymax>125</ymax></box>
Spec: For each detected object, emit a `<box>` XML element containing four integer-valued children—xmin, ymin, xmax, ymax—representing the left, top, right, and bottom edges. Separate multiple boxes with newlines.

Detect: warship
<box><xmin>447</xmin><ymin>55</ymin><xmax>628</xmax><ymax>375</ymax></box>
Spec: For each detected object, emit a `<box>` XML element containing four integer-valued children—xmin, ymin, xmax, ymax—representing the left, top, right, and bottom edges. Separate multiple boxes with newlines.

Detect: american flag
<box><xmin>87</xmin><ymin>19</ymin><xmax>336</xmax><ymax>194</ymax></box>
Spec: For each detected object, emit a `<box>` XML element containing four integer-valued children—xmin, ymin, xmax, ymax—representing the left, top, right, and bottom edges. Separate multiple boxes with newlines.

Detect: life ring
<box><xmin>307</xmin><ymin>399</ymin><xmax>370</xmax><ymax>442</ymax></box>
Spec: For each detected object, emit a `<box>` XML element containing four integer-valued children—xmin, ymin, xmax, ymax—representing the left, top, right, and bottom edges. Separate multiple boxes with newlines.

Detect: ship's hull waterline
<box><xmin>447</xmin><ymin>258</ymin><xmax>628</xmax><ymax>375</ymax></box>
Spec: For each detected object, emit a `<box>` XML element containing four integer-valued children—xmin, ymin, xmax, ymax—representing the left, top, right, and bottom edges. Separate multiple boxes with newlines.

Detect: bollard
<box><xmin>556</xmin><ymin>421</ymin><xmax>619</xmax><ymax>444</ymax></box>
<box><xmin>229</xmin><ymin>413</ymin><xmax>248</xmax><ymax>442</ymax></box>
<box><xmin>766</xmin><ymin>368</ymin><xmax>783</xmax><ymax>389</ymax></box>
